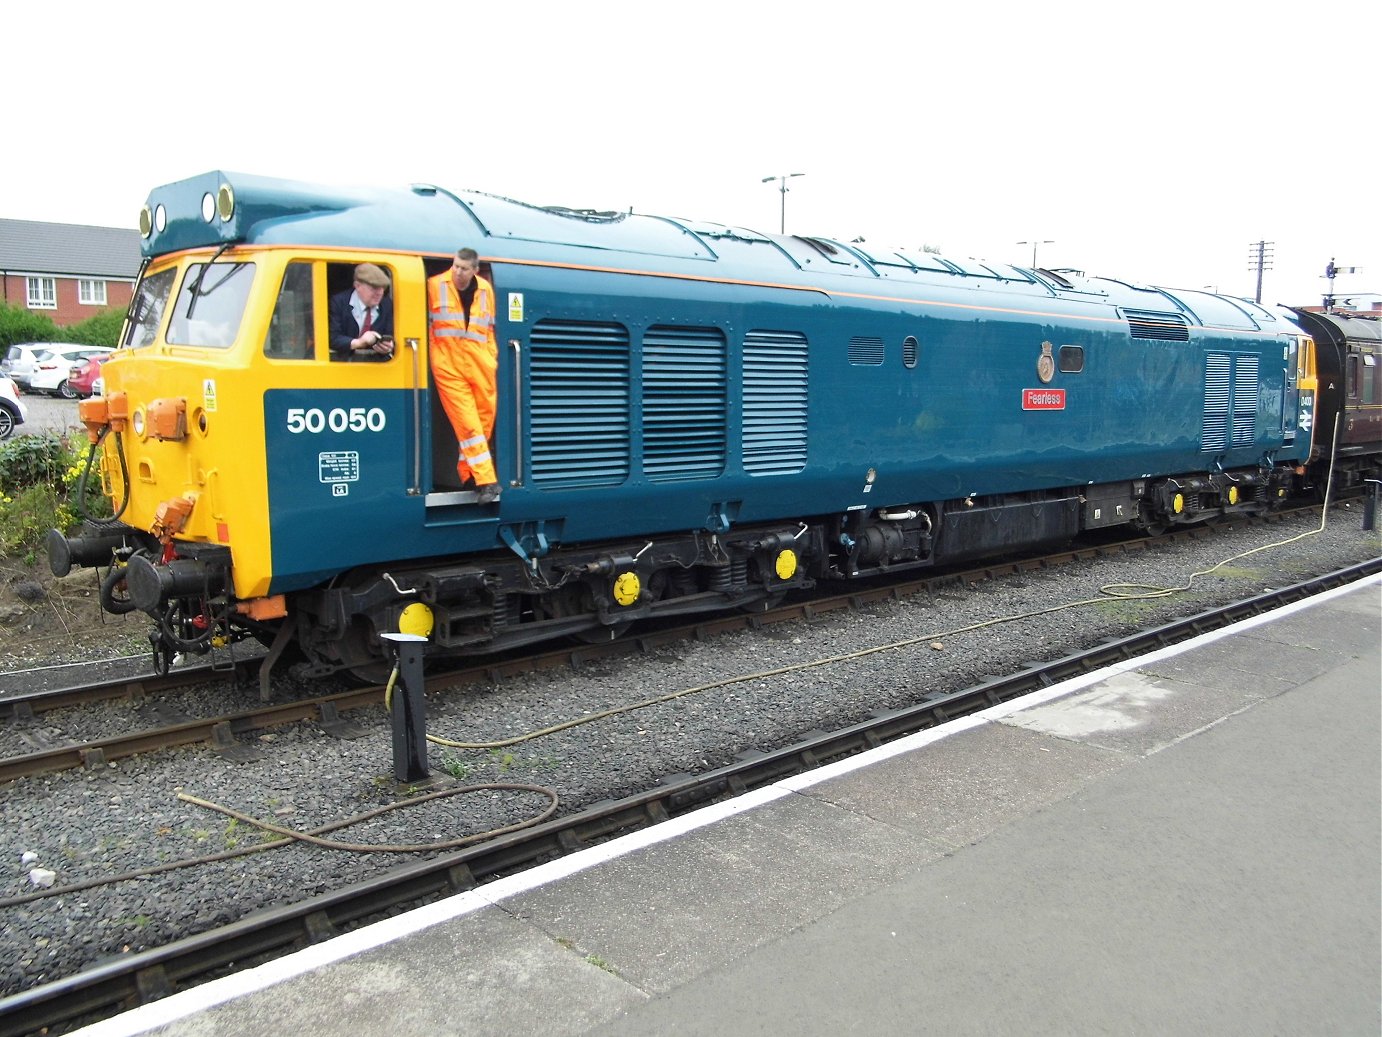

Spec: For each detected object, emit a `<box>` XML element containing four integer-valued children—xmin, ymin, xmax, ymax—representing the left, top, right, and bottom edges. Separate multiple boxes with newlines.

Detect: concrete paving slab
<box><xmin>799</xmin><ymin>720</ymin><xmax>1129</xmax><ymax>849</ymax></box>
<box><xmin>1239</xmin><ymin>591</ymin><xmax>1380</xmax><ymax>657</ymax></box>
<box><xmin>1312</xmin><ymin>582</ymin><xmax>1381</xmax><ymax>619</ymax></box>
<box><xmin>152</xmin><ymin>904</ymin><xmax>644</xmax><ymax>1037</ymax></box>
<box><xmin>1139</xmin><ymin>632</ymin><xmax>1337</xmax><ymax>690</ymax></box>
<box><xmin>505</xmin><ymin>793</ymin><xmax>944</xmax><ymax>996</ymax></box>
<box><xmin>1002</xmin><ymin>665</ymin><xmax>1269</xmax><ymax>756</ymax></box>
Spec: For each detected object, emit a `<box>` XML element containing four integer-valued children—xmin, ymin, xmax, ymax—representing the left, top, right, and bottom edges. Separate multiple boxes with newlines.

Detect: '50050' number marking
<box><xmin>286</xmin><ymin>407</ymin><xmax>387</xmax><ymax>434</ymax></box>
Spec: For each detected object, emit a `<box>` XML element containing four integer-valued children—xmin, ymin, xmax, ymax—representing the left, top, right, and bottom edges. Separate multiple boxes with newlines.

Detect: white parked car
<box><xmin>0</xmin><ymin>375</ymin><xmax>28</xmax><ymax>440</ymax></box>
<box><xmin>25</xmin><ymin>344</ymin><xmax>114</xmax><ymax>399</ymax></box>
<box><xmin>1</xmin><ymin>343</ymin><xmax>47</xmax><ymax>388</ymax></box>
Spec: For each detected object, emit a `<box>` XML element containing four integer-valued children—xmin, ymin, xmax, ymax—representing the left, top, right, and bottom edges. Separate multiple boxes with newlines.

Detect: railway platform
<box><xmin>76</xmin><ymin>575</ymin><xmax>1381</xmax><ymax>1036</ymax></box>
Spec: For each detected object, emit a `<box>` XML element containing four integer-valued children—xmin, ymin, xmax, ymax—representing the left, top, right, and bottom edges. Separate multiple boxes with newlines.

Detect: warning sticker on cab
<box><xmin>1022</xmin><ymin>388</ymin><xmax>1066</xmax><ymax>410</ymax></box>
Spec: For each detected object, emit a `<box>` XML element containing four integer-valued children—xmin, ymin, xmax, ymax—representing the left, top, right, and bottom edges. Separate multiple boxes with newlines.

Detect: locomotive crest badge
<box><xmin>1036</xmin><ymin>341</ymin><xmax>1055</xmax><ymax>383</ymax></box>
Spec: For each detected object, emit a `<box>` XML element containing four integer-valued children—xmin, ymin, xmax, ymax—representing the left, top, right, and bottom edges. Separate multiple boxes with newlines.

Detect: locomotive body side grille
<box><xmin>529</xmin><ymin>320</ymin><xmax>631</xmax><ymax>487</ymax></box>
<box><xmin>642</xmin><ymin>326</ymin><xmax>727</xmax><ymax>482</ymax></box>
<box><xmin>744</xmin><ymin>330</ymin><xmax>809</xmax><ymax>476</ymax></box>
<box><xmin>848</xmin><ymin>335</ymin><xmax>885</xmax><ymax>365</ymax></box>
<box><xmin>1231</xmin><ymin>354</ymin><xmax>1260</xmax><ymax>446</ymax></box>
<box><xmin>1202</xmin><ymin>352</ymin><xmax>1261</xmax><ymax>452</ymax></box>
<box><xmin>1202</xmin><ymin>354</ymin><xmax>1231</xmax><ymax>451</ymax></box>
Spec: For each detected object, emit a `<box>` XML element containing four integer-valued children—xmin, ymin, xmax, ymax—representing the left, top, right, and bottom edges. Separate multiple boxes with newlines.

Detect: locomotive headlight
<box><xmin>775</xmin><ymin>549</ymin><xmax>798</xmax><ymax>580</ymax></box>
<box><xmin>201</xmin><ymin>193</ymin><xmax>216</xmax><ymax>223</ymax></box>
<box><xmin>139</xmin><ymin>205</ymin><xmax>153</xmax><ymax>238</ymax></box>
<box><xmin>154</xmin><ymin>205</ymin><xmax>166</xmax><ymax>232</ymax></box>
<box><xmin>613</xmin><ymin>571</ymin><xmax>641</xmax><ymax>607</ymax></box>
<box><xmin>217</xmin><ymin>183</ymin><xmax>235</xmax><ymax>222</ymax></box>
<box><xmin>131</xmin><ymin>410</ymin><xmax>146</xmax><ymax>438</ymax></box>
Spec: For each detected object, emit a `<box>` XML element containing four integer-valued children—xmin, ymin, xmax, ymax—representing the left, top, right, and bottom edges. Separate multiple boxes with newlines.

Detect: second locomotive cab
<box><xmin>49</xmin><ymin>171</ymin><xmax>1347</xmax><ymax>688</ymax></box>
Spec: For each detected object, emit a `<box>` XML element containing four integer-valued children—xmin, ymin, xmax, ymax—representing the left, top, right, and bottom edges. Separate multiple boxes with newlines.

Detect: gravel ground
<box><xmin>1</xmin><ymin>510</ymin><xmax>1378</xmax><ymax>1000</ymax></box>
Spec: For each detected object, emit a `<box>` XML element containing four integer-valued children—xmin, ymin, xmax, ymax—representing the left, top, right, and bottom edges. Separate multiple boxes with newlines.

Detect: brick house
<box><xmin>0</xmin><ymin>218</ymin><xmax>142</xmax><ymax>326</ymax></box>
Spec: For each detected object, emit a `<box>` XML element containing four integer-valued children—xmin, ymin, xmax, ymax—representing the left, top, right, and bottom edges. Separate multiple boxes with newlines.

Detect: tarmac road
<box><xmin>13</xmin><ymin>393</ymin><xmax>84</xmax><ymax>436</ymax></box>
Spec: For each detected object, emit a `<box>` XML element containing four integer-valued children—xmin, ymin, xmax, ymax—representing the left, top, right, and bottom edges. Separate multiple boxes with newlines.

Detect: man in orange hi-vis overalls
<box><xmin>427</xmin><ymin>247</ymin><xmax>500</xmax><ymax>504</ymax></box>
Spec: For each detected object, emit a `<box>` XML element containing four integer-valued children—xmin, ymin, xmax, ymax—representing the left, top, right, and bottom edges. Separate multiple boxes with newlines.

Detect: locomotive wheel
<box><xmin>1134</xmin><ymin>503</ymin><xmax>1168</xmax><ymax>537</ymax></box>
<box><xmin>738</xmin><ymin>591</ymin><xmax>787</xmax><ymax>613</ymax></box>
<box><xmin>336</xmin><ymin>617</ymin><xmax>395</xmax><ymax>686</ymax></box>
<box><xmin>536</xmin><ymin>583</ymin><xmax>633</xmax><ymax>644</ymax></box>
<box><xmin>572</xmin><ymin>621</ymin><xmax>632</xmax><ymax>644</ymax></box>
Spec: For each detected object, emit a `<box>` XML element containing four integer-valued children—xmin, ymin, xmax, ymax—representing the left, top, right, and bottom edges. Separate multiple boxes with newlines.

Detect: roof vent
<box><xmin>1125</xmin><ymin>310</ymin><xmax>1190</xmax><ymax>341</ymax></box>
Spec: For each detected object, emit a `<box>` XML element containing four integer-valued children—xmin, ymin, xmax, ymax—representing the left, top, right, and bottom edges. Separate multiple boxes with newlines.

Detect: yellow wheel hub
<box><xmin>613</xmin><ymin>571</ymin><xmax>641</xmax><ymax>607</ymax></box>
<box><xmin>1172</xmin><ymin>493</ymin><xmax>1184</xmax><ymax>514</ymax></box>
<box><xmin>398</xmin><ymin>602</ymin><xmax>435</xmax><ymax>638</ymax></box>
<box><xmin>775</xmin><ymin>549</ymin><xmax>798</xmax><ymax>580</ymax></box>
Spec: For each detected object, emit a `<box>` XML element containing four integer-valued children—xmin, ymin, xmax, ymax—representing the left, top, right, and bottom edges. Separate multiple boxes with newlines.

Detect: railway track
<box><xmin>0</xmin><ymin>517</ymin><xmax>1275</xmax><ymax>784</ymax></box>
<box><xmin>1</xmin><ymin>558</ymin><xmax>1376</xmax><ymax>1037</ymax></box>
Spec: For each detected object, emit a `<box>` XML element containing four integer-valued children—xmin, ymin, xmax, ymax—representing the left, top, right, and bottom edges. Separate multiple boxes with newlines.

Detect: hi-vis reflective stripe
<box><xmin>428</xmin><ymin>274</ymin><xmax>496</xmax><ymax>347</ymax></box>
<box><xmin>434</xmin><ymin>324</ymin><xmax>493</xmax><ymax>347</ymax></box>
<box><xmin>459</xmin><ymin>435</ymin><xmax>486</xmax><ymax>449</ymax></box>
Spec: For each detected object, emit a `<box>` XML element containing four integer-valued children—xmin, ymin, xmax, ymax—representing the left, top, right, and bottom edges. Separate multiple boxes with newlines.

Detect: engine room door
<box><xmin>1282</xmin><ymin>336</ymin><xmax>1300</xmax><ymax>445</ymax></box>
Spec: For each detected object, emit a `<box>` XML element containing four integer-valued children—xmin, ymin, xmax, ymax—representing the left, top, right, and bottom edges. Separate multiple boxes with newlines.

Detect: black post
<box><xmin>382</xmin><ymin>633</ymin><xmax>429</xmax><ymax>783</ymax></box>
<box><xmin>1364</xmin><ymin>480</ymin><xmax>1381</xmax><ymax>532</ymax></box>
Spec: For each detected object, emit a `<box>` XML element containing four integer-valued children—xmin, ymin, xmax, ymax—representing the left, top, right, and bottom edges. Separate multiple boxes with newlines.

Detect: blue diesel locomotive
<box><xmin>49</xmin><ymin>171</ymin><xmax>1326</xmax><ymax>684</ymax></box>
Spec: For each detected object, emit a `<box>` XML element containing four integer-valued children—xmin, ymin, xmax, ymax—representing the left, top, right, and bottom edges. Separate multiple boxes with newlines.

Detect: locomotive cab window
<box><xmin>166</xmin><ymin>261</ymin><xmax>255</xmax><ymax>348</ymax></box>
<box><xmin>1058</xmin><ymin>345</ymin><xmax>1084</xmax><ymax>373</ymax></box>
<box><xmin>263</xmin><ymin>262</ymin><xmax>315</xmax><ymax>360</ymax></box>
<box><xmin>123</xmin><ymin>266</ymin><xmax>177</xmax><ymax>347</ymax></box>
<box><xmin>327</xmin><ymin>261</ymin><xmax>396</xmax><ymax>362</ymax></box>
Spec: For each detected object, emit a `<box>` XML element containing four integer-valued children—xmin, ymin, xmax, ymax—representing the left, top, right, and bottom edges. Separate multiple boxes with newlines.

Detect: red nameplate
<box><xmin>1022</xmin><ymin>388</ymin><xmax>1066</xmax><ymax>410</ymax></box>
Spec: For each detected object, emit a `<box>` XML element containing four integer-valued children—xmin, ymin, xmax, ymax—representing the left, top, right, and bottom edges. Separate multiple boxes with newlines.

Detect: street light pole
<box><xmin>1016</xmin><ymin>239</ymin><xmax>1054</xmax><ymax>268</ymax></box>
<box><xmin>762</xmin><ymin>173</ymin><xmax>805</xmax><ymax>234</ymax></box>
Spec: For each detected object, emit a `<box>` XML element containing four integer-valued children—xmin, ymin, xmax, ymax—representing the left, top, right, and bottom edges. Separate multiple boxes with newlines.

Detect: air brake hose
<box><xmin>75</xmin><ymin>425</ymin><xmax>131</xmax><ymax>524</ymax></box>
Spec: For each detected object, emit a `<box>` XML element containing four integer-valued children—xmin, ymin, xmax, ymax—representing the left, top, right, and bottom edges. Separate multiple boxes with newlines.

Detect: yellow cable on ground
<box><xmin>178</xmin><ymin>784</ymin><xmax>558</xmax><ymax>853</ymax></box>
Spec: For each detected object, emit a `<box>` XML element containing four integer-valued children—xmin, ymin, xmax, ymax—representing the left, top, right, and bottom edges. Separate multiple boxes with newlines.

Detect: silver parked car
<box><xmin>1</xmin><ymin>343</ymin><xmax>47</xmax><ymax>388</ymax></box>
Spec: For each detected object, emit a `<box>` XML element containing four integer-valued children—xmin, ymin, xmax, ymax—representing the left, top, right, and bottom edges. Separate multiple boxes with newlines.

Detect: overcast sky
<box><xmin>7</xmin><ymin>0</ymin><xmax>1378</xmax><ymax>309</ymax></box>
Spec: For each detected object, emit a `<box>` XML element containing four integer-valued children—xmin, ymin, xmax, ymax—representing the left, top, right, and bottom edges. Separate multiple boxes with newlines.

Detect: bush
<box><xmin>0</xmin><ymin>482</ymin><xmax>69</xmax><ymax>558</ymax></box>
<box><xmin>0</xmin><ymin>432</ymin><xmax>109</xmax><ymax>558</ymax></box>
<box><xmin>0</xmin><ymin>432</ymin><xmax>69</xmax><ymax>491</ymax></box>
<box><xmin>0</xmin><ymin>302</ymin><xmax>60</xmax><ymax>351</ymax></box>
<box><xmin>0</xmin><ymin>302</ymin><xmax>124</xmax><ymax>351</ymax></box>
<box><xmin>61</xmin><ymin>309</ymin><xmax>125</xmax><ymax>347</ymax></box>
